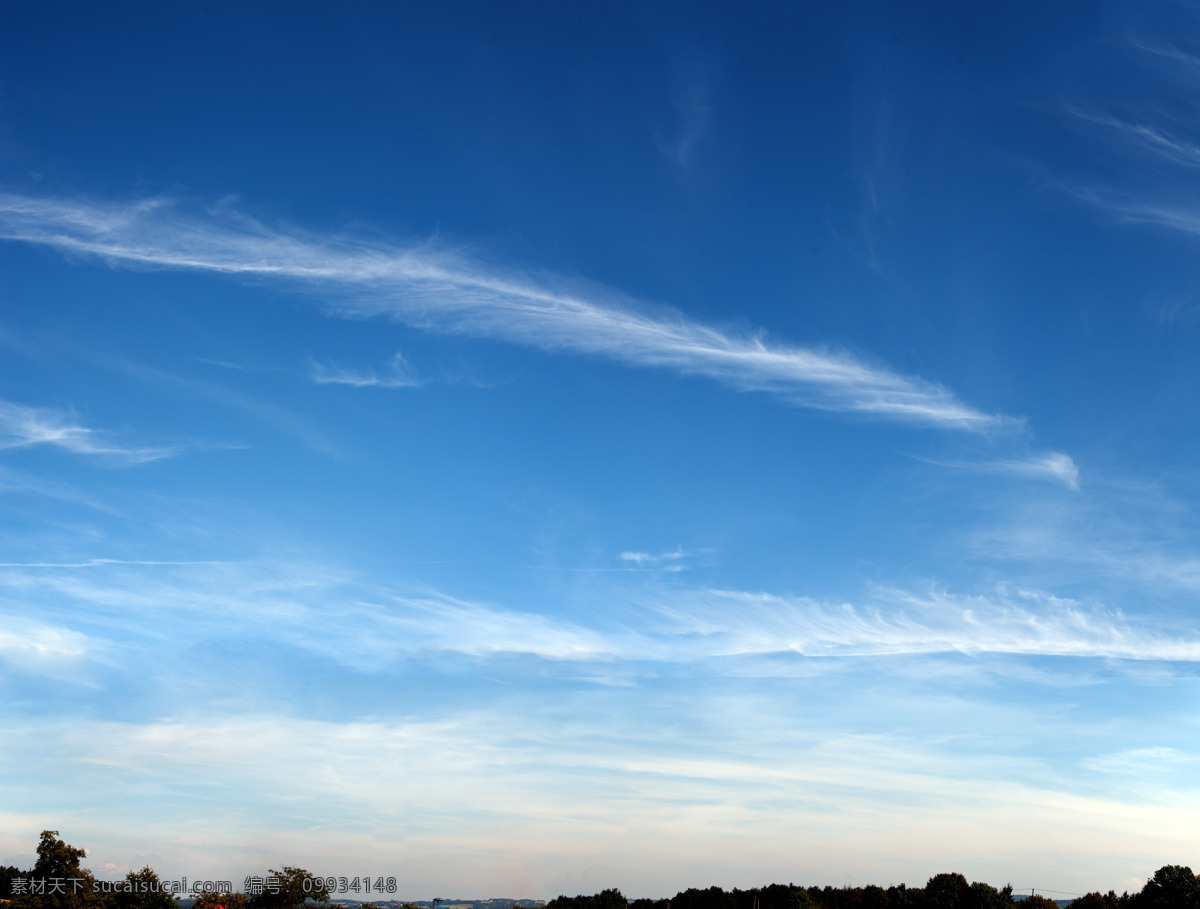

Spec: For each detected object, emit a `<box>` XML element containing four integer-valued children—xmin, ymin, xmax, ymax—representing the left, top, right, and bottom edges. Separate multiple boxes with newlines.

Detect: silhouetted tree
<box><xmin>670</xmin><ymin>888</ymin><xmax>735</xmax><ymax>909</ymax></box>
<box><xmin>103</xmin><ymin>867</ymin><xmax>177</xmax><ymax>909</ymax></box>
<box><xmin>13</xmin><ymin>831</ymin><xmax>100</xmax><ymax>909</ymax></box>
<box><xmin>754</xmin><ymin>884</ymin><xmax>814</xmax><ymax>909</ymax></box>
<box><xmin>1068</xmin><ymin>894</ymin><xmax>1122</xmax><ymax>909</ymax></box>
<box><xmin>2</xmin><ymin>866</ymin><xmax>26</xmax><ymax>900</ymax></box>
<box><xmin>885</xmin><ymin>883</ymin><xmax>922</xmax><ymax>909</ymax></box>
<box><xmin>1137</xmin><ymin>865</ymin><xmax>1200</xmax><ymax>909</ymax></box>
<box><xmin>246</xmin><ymin>868</ymin><xmax>328</xmax><ymax>909</ymax></box>
<box><xmin>925</xmin><ymin>875</ymin><xmax>970</xmax><ymax>909</ymax></box>
<box><xmin>964</xmin><ymin>882</ymin><xmax>1012</xmax><ymax>909</ymax></box>
<box><xmin>547</xmin><ymin>890</ymin><xmax>628</xmax><ymax>909</ymax></box>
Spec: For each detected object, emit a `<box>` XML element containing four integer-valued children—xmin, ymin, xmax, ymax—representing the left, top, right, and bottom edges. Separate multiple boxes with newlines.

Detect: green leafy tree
<box><xmin>1018</xmin><ymin>897</ymin><xmax>1057</xmax><ymax>909</ymax></box>
<box><xmin>246</xmin><ymin>868</ymin><xmax>328</xmax><ymax>909</ymax></box>
<box><xmin>1137</xmin><ymin>865</ymin><xmax>1200</xmax><ymax>909</ymax></box>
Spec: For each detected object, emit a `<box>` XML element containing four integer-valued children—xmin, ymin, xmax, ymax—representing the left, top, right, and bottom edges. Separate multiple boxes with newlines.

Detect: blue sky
<box><xmin>2</xmin><ymin>0</ymin><xmax>1200</xmax><ymax>899</ymax></box>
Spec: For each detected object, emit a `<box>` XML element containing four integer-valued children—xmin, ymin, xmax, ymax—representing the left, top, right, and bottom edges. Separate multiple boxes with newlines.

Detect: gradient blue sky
<box><xmin>2</xmin><ymin>0</ymin><xmax>1200</xmax><ymax>900</ymax></box>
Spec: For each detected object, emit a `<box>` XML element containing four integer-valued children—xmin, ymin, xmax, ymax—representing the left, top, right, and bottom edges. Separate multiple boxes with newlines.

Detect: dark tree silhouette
<box><xmin>13</xmin><ymin>830</ymin><xmax>100</xmax><ymax>909</ymax></box>
<box><xmin>547</xmin><ymin>889</ymin><xmax>630</xmax><ymax>909</ymax></box>
<box><xmin>1136</xmin><ymin>865</ymin><xmax>1200</xmax><ymax>909</ymax></box>
<box><xmin>2</xmin><ymin>866</ymin><xmax>25</xmax><ymax>900</ymax></box>
<box><xmin>1067</xmin><ymin>894</ymin><xmax>1123</xmax><ymax>909</ymax></box>
<box><xmin>925</xmin><ymin>874</ymin><xmax>971</xmax><ymax>909</ymax></box>
<box><xmin>246</xmin><ymin>867</ymin><xmax>329</xmax><ymax>909</ymax></box>
<box><xmin>105</xmin><ymin>867</ymin><xmax>177</xmax><ymax>909</ymax></box>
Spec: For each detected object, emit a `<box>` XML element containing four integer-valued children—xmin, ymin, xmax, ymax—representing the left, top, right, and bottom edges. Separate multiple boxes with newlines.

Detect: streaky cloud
<box><xmin>918</xmin><ymin>451</ymin><xmax>1080</xmax><ymax>490</ymax></box>
<box><xmin>0</xmin><ymin>398</ymin><xmax>175</xmax><ymax>464</ymax></box>
<box><xmin>307</xmin><ymin>351</ymin><xmax>421</xmax><ymax>388</ymax></box>
<box><xmin>0</xmin><ymin>192</ymin><xmax>1018</xmax><ymax>432</ymax></box>
<box><xmin>1127</xmin><ymin>36</ymin><xmax>1200</xmax><ymax>74</ymax></box>
<box><xmin>5</xmin><ymin>555</ymin><xmax>1198</xmax><ymax>668</ymax></box>
<box><xmin>650</xmin><ymin>585</ymin><xmax>1200</xmax><ymax>662</ymax></box>
<box><xmin>1082</xmin><ymin>746</ymin><xmax>1192</xmax><ymax>776</ymax></box>
<box><xmin>1010</xmin><ymin>452</ymin><xmax>1080</xmax><ymax>489</ymax></box>
<box><xmin>5</xmin><ymin>712</ymin><xmax>1199</xmax><ymax>896</ymax></box>
<box><xmin>1102</xmin><ymin>196</ymin><xmax>1200</xmax><ymax>237</ymax></box>
<box><xmin>619</xmin><ymin>547</ymin><xmax>689</xmax><ymax>571</ymax></box>
<box><xmin>1065</xmin><ymin>105</ymin><xmax>1200</xmax><ymax>169</ymax></box>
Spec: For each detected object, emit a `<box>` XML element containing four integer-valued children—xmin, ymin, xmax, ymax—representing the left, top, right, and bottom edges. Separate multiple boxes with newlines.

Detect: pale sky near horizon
<box><xmin>2</xmin><ymin>0</ymin><xmax>1200</xmax><ymax>901</ymax></box>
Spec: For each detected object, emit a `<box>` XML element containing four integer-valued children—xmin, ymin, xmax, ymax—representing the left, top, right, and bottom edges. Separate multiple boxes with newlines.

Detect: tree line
<box><xmin>2</xmin><ymin>833</ymin><xmax>1197</xmax><ymax>909</ymax></box>
<box><xmin>0</xmin><ymin>832</ymin><xmax>332</xmax><ymax>909</ymax></box>
<box><xmin>545</xmin><ymin>866</ymin><xmax>1200</xmax><ymax>909</ymax></box>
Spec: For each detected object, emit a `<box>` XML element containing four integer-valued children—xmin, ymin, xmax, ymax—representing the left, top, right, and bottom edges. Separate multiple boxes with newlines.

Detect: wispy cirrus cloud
<box><xmin>648</xmin><ymin>585</ymin><xmax>1200</xmax><ymax>662</ymax></box>
<box><xmin>0</xmin><ymin>399</ymin><xmax>174</xmax><ymax>464</ymax></box>
<box><xmin>1154</xmin><ymin>296</ymin><xmax>1200</xmax><ymax>328</ymax></box>
<box><xmin>1127</xmin><ymin>35</ymin><xmax>1200</xmax><ymax>75</ymax></box>
<box><xmin>999</xmin><ymin>452</ymin><xmax>1080</xmax><ymax>489</ymax></box>
<box><xmin>0</xmin><ymin>192</ymin><xmax>1018</xmax><ymax>432</ymax></box>
<box><xmin>1070</xmin><ymin>187</ymin><xmax>1200</xmax><ymax>238</ymax></box>
<box><xmin>5</xmin><ymin>554</ymin><xmax>1198</xmax><ymax>671</ymax></box>
<box><xmin>919</xmin><ymin>451</ymin><xmax>1080</xmax><ymax>490</ymax></box>
<box><xmin>620</xmin><ymin>548</ymin><xmax>690</xmax><ymax>571</ymax></box>
<box><xmin>1082</xmin><ymin>746</ymin><xmax>1193</xmax><ymax>776</ymax></box>
<box><xmin>1063</xmin><ymin>35</ymin><xmax>1200</xmax><ymax>246</ymax></box>
<box><xmin>307</xmin><ymin>351</ymin><xmax>421</xmax><ymax>388</ymax></box>
<box><xmin>1065</xmin><ymin>105</ymin><xmax>1200</xmax><ymax>169</ymax></box>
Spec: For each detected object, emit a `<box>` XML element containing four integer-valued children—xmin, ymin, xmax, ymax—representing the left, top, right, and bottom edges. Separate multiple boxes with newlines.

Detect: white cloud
<box><xmin>647</xmin><ymin>586</ymin><xmax>1200</xmax><ymax>662</ymax></box>
<box><xmin>5</xmin><ymin>554</ymin><xmax>1198</xmax><ymax>672</ymax></box>
<box><xmin>3</xmin><ymin>713</ymin><xmax>1199</xmax><ymax>897</ymax></box>
<box><xmin>1082</xmin><ymin>747</ymin><xmax>1193</xmax><ymax>775</ymax></box>
<box><xmin>619</xmin><ymin>548</ymin><xmax>689</xmax><ymax>571</ymax></box>
<box><xmin>1154</xmin><ymin>296</ymin><xmax>1200</xmax><ymax>328</ymax></box>
<box><xmin>0</xmin><ymin>399</ymin><xmax>174</xmax><ymax>464</ymax></box>
<box><xmin>1127</xmin><ymin>36</ymin><xmax>1200</xmax><ymax>74</ymax></box>
<box><xmin>0</xmin><ymin>619</ymin><xmax>91</xmax><ymax>660</ymax></box>
<box><xmin>0</xmin><ymin>615</ymin><xmax>100</xmax><ymax>684</ymax></box>
<box><xmin>0</xmin><ymin>193</ymin><xmax>1018</xmax><ymax>432</ymax></box>
<box><xmin>374</xmin><ymin>593</ymin><xmax>614</xmax><ymax>660</ymax></box>
<box><xmin>0</xmin><ymin>558</ymin><xmax>616</xmax><ymax>670</ymax></box>
<box><xmin>965</xmin><ymin>478</ymin><xmax>1200</xmax><ymax>597</ymax></box>
<box><xmin>918</xmin><ymin>451</ymin><xmax>1080</xmax><ymax>490</ymax></box>
<box><xmin>307</xmin><ymin>351</ymin><xmax>421</xmax><ymax>388</ymax></box>
<box><xmin>984</xmin><ymin>451</ymin><xmax>1080</xmax><ymax>489</ymax></box>
<box><xmin>1065</xmin><ymin>106</ymin><xmax>1200</xmax><ymax>169</ymax></box>
<box><xmin>1022</xmin><ymin>452</ymin><xmax>1081</xmax><ymax>489</ymax></box>
<box><xmin>1074</xmin><ymin>190</ymin><xmax>1200</xmax><ymax>238</ymax></box>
